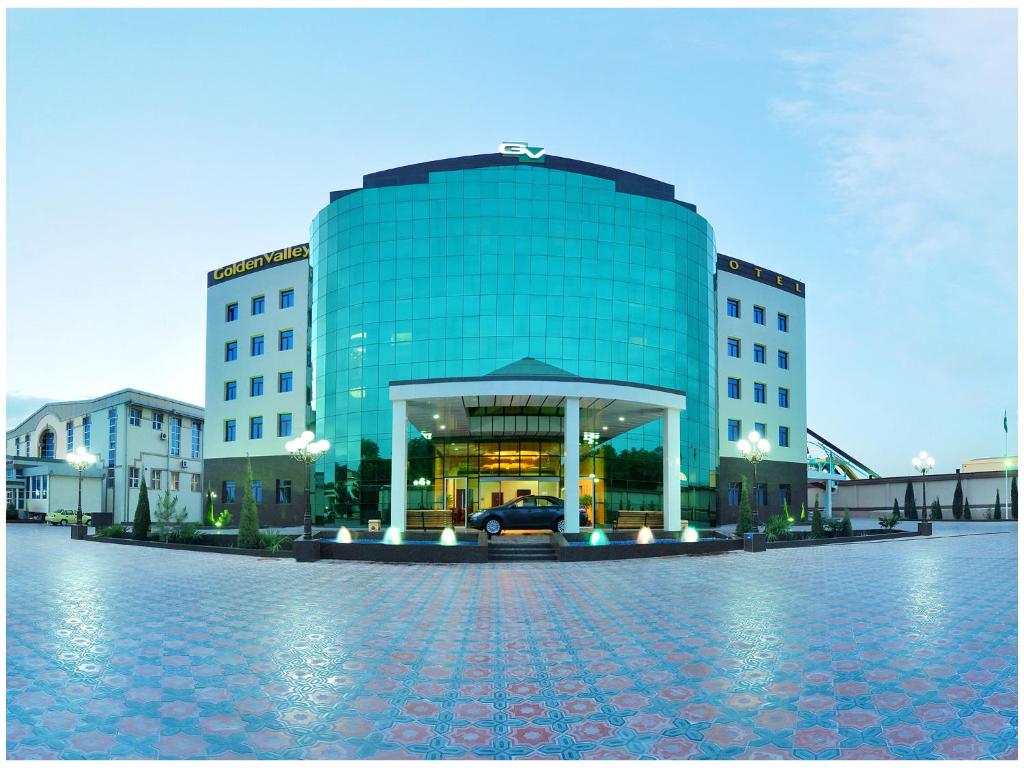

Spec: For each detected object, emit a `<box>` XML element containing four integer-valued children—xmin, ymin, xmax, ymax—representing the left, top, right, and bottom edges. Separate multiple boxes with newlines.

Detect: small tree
<box><xmin>952</xmin><ymin>477</ymin><xmax>964</xmax><ymax>520</ymax></box>
<box><xmin>153</xmin><ymin>491</ymin><xmax>188</xmax><ymax>541</ymax></box>
<box><xmin>892</xmin><ymin>498</ymin><xmax>901</xmax><ymax>520</ymax></box>
<box><xmin>782</xmin><ymin>498</ymin><xmax>793</xmax><ymax>522</ymax></box>
<box><xmin>810</xmin><ymin>498</ymin><xmax>825</xmax><ymax>538</ymax></box>
<box><xmin>800</xmin><ymin>503</ymin><xmax>806</xmax><ymax>521</ymax></box>
<box><xmin>734</xmin><ymin>476</ymin><xmax>753</xmax><ymax>536</ymax></box>
<box><xmin>963</xmin><ymin>498</ymin><xmax>972</xmax><ymax>520</ymax></box>
<box><xmin>993</xmin><ymin>490</ymin><xmax>1003</xmax><ymax>521</ymax></box>
<box><xmin>841</xmin><ymin>509</ymin><xmax>853</xmax><ymax>536</ymax></box>
<box><xmin>132</xmin><ymin>479</ymin><xmax>151</xmax><ymax>541</ymax></box>
<box><xmin>904</xmin><ymin>481</ymin><xmax>918</xmax><ymax>520</ymax></box>
<box><xmin>930</xmin><ymin>497</ymin><xmax>942</xmax><ymax>521</ymax></box>
<box><xmin>237</xmin><ymin>458</ymin><xmax>261</xmax><ymax>549</ymax></box>
<box><xmin>1012</xmin><ymin>476</ymin><xmax>1018</xmax><ymax>520</ymax></box>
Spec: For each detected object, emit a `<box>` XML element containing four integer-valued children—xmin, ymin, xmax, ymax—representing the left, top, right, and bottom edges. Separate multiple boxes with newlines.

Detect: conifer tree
<box><xmin>930</xmin><ymin>497</ymin><xmax>942</xmax><ymax>521</ymax></box>
<box><xmin>841</xmin><ymin>509</ymin><xmax>853</xmax><ymax>536</ymax></box>
<box><xmin>132</xmin><ymin>479</ymin><xmax>151</xmax><ymax>541</ymax></box>
<box><xmin>1012</xmin><ymin>477</ymin><xmax>1018</xmax><ymax>520</ymax></box>
<box><xmin>734</xmin><ymin>476</ymin><xmax>753</xmax><ymax>536</ymax></box>
<box><xmin>237</xmin><ymin>458</ymin><xmax>261</xmax><ymax>549</ymax></box>
<box><xmin>993</xmin><ymin>490</ymin><xmax>1003</xmax><ymax>521</ymax></box>
<box><xmin>963</xmin><ymin>498</ymin><xmax>972</xmax><ymax>520</ymax></box>
<box><xmin>892</xmin><ymin>498</ymin><xmax>901</xmax><ymax>519</ymax></box>
<box><xmin>810</xmin><ymin>498</ymin><xmax>825</xmax><ymax>538</ymax></box>
<box><xmin>904</xmin><ymin>481</ymin><xmax>918</xmax><ymax>520</ymax></box>
<box><xmin>952</xmin><ymin>477</ymin><xmax>964</xmax><ymax>520</ymax></box>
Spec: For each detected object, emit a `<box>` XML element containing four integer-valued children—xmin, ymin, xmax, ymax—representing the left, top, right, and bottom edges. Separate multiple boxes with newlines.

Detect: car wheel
<box><xmin>59</xmin><ymin>520</ymin><xmax>67</xmax><ymax>526</ymax></box>
<box><xmin>556</xmin><ymin>518</ymin><xmax>566</xmax><ymax>533</ymax></box>
<box><xmin>484</xmin><ymin>517</ymin><xmax>502</xmax><ymax>536</ymax></box>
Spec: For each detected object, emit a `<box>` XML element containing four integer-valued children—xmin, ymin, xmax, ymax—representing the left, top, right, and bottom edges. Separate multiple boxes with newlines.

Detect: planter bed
<box><xmin>765</xmin><ymin>529</ymin><xmax>918</xmax><ymax>549</ymax></box>
<box><xmin>85</xmin><ymin>532</ymin><xmax>297</xmax><ymax>558</ymax></box>
<box><xmin>555</xmin><ymin>529</ymin><xmax>739</xmax><ymax>561</ymax></box>
<box><xmin>319</xmin><ymin>530</ymin><xmax>488</xmax><ymax>563</ymax></box>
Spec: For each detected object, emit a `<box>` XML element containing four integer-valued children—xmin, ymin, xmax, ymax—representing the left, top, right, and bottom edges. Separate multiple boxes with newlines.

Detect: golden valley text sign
<box><xmin>716</xmin><ymin>254</ymin><xmax>804</xmax><ymax>297</ymax></box>
<box><xmin>208</xmin><ymin>244</ymin><xmax>309</xmax><ymax>286</ymax></box>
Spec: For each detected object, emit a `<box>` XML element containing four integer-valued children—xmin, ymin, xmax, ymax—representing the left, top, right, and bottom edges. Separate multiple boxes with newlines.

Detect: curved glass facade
<box><xmin>310</xmin><ymin>159</ymin><xmax>717</xmax><ymax>523</ymax></box>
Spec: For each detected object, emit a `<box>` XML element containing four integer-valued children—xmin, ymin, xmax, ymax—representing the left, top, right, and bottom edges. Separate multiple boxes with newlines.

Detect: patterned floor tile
<box><xmin>5</xmin><ymin>522</ymin><xmax>1017</xmax><ymax>759</ymax></box>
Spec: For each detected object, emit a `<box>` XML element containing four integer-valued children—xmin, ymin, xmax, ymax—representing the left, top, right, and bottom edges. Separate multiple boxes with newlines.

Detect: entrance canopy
<box><xmin>388</xmin><ymin>358</ymin><xmax>687</xmax><ymax>533</ymax></box>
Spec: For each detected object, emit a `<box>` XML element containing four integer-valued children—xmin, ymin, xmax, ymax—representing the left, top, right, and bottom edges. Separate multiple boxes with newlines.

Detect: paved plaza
<box><xmin>6</xmin><ymin>523</ymin><xmax>1018</xmax><ymax>760</ymax></box>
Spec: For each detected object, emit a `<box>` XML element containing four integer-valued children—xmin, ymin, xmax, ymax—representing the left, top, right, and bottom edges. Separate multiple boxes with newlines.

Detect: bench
<box><xmin>409</xmin><ymin>509</ymin><xmax>457</xmax><ymax>530</ymax></box>
<box><xmin>614</xmin><ymin>511</ymin><xmax>665</xmax><ymax>529</ymax></box>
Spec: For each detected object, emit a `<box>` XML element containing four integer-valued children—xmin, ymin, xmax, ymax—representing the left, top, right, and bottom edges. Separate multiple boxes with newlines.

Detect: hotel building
<box><xmin>203</xmin><ymin>244</ymin><xmax>311</xmax><ymax>526</ymax></box>
<box><xmin>203</xmin><ymin>146</ymin><xmax>808</xmax><ymax>528</ymax></box>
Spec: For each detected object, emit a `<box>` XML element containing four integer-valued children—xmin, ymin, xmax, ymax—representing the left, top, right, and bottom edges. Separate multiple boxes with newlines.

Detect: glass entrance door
<box><xmin>444</xmin><ymin>477</ymin><xmax>468</xmax><ymax>526</ymax></box>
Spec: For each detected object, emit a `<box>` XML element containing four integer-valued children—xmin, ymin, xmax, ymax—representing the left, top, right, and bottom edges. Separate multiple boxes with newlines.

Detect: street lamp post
<box><xmin>737</xmin><ymin>431</ymin><xmax>771</xmax><ymax>529</ymax></box>
<box><xmin>66</xmin><ymin>446</ymin><xmax>98</xmax><ymax>539</ymax></box>
<box><xmin>911</xmin><ymin>451</ymin><xmax>935</xmax><ymax>519</ymax></box>
<box><xmin>286</xmin><ymin>431</ymin><xmax>330</xmax><ymax>541</ymax></box>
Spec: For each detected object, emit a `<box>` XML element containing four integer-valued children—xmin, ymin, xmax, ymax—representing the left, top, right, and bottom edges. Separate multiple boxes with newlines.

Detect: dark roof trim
<box><xmin>717</xmin><ymin>253</ymin><xmax>805</xmax><ymax>298</ymax></box>
<box><xmin>330</xmin><ymin>153</ymin><xmax>697</xmax><ymax>212</ymax></box>
<box><xmin>390</xmin><ymin>373</ymin><xmax>686</xmax><ymax>399</ymax></box>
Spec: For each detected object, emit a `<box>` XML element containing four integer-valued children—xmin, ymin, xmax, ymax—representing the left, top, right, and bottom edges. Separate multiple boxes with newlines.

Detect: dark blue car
<box><xmin>468</xmin><ymin>494</ymin><xmax>590</xmax><ymax>535</ymax></box>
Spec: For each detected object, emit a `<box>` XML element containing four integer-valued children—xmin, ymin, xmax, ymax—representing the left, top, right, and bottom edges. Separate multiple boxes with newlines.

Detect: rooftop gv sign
<box><xmin>498</xmin><ymin>141</ymin><xmax>546</xmax><ymax>163</ymax></box>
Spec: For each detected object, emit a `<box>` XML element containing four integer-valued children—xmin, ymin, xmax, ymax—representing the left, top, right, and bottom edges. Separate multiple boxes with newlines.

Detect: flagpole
<box><xmin>1004</xmin><ymin>409</ymin><xmax>1009</xmax><ymax>522</ymax></box>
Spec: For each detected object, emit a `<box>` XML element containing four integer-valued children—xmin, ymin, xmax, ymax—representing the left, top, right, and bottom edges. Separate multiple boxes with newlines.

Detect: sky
<box><xmin>5</xmin><ymin>8</ymin><xmax>1018</xmax><ymax>476</ymax></box>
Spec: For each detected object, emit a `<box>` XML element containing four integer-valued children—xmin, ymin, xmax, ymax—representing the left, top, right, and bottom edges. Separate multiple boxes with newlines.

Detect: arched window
<box><xmin>38</xmin><ymin>430</ymin><xmax>55</xmax><ymax>459</ymax></box>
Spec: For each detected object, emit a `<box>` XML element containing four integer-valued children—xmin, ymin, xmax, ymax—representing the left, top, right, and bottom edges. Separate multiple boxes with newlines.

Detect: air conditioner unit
<box><xmin>159</xmin><ymin>433</ymin><xmax>167</xmax><ymax>440</ymax></box>
<box><xmin>180</xmin><ymin>460</ymin><xmax>188</xmax><ymax>469</ymax></box>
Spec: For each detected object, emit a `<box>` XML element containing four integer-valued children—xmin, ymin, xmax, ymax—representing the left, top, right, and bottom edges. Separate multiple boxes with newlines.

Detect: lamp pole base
<box><xmin>70</xmin><ymin>524</ymin><xmax>89</xmax><ymax>540</ymax></box>
<box><xmin>294</xmin><ymin>537</ymin><xmax>321</xmax><ymax>562</ymax></box>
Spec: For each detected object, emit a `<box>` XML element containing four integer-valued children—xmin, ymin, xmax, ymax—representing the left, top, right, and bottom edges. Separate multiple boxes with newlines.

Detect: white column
<box><xmin>390</xmin><ymin>399</ymin><xmax>408</xmax><ymax>532</ymax></box>
<box><xmin>563</xmin><ymin>397</ymin><xmax>580</xmax><ymax>534</ymax></box>
<box><xmin>663</xmin><ymin>407</ymin><xmax>681</xmax><ymax>531</ymax></box>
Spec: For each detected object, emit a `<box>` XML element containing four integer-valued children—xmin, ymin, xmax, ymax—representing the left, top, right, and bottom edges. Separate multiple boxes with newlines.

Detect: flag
<box><xmin>1004</xmin><ymin>410</ymin><xmax>1009</xmax><ymax>434</ymax></box>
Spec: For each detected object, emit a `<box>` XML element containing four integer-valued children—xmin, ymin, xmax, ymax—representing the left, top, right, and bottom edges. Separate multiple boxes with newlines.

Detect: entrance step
<box><xmin>488</xmin><ymin>541</ymin><xmax>557</xmax><ymax>562</ymax></box>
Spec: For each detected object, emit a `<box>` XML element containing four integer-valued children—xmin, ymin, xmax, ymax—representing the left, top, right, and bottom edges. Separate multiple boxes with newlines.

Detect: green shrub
<box><xmin>891</xmin><ymin>498</ymin><xmax>901</xmax><ymax>520</ymax></box>
<box><xmin>993</xmin><ymin>490</ymin><xmax>1003</xmax><ymax>521</ymax></box>
<box><xmin>878</xmin><ymin>513</ymin><xmax>900</xmax><ymax>529</ymax></box>
<box><xmin>810</xmin><ymin>500</ymin><xmax>825</xmax><ymax>538</ymax></box>
<box><xmin>734</xmin><ymin>476</ymin><xmax>753</xmax><ymax>536</ymax></box>
<box><xmin>98</xmin><ymin>524</ymin><xmax>127</xmax><ymax>538</ymax></box>
<box><xmin>133</xmin><ymin>480</ymin><xmax>151</xmax><ymax>541</ymax></box>
<box><xmin>1013</xmin><ymin>477</ymin><xmax>1018</xmax><ymax>520</ymax></box>
<box><xmin>258</xmin><ymin>530</ymin><xmax>288</xmax><ymax>552</ymax></box>
<box><xmin>930</xmin><ymin>498</ymin><xmax>943</xmax><ymax>521</ymax></box>
<box><xmin>963</xmin><ymin>498</ymin><xmax>972</xmax><ymax>520</ymax></box>
<box><xmin>168</xmin><ymin>523</ymin><xmax>202</xmax><ymax>544</ymax></box>
<box><xmin>822</xmin><ymin>517</ymin><xmax>844</xmax><ymax>536</ymax></box>
<box><xmin>841</xmin><ymin>510</ymin><xmax>853</xmax><ymax>537</ymax></box>
<box><xmin>237</xmin><ymin>458</ymin><xmax>261</xmax><ymax>549</ymax></box>
<box><xmin>764</xmin><ymin>514</ymin><xmax>792</xmax><ymax>542</ymax></box>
